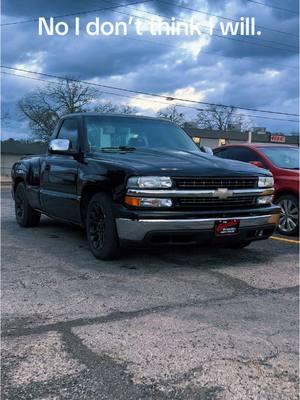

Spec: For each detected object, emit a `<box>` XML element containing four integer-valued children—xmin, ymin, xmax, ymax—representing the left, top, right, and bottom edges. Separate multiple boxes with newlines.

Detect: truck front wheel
<box><xmin>15</xmin><ymin>182</ymin><xmax>41</xmax><ymax>227</ymax></box>
<box><xmin>86</xmin><ymin>193</ymin><xmax>120</xmax><ymax>260</ymax></box>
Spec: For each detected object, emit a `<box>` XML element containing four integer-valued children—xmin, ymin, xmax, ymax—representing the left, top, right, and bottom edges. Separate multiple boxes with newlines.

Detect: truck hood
<box><xmin>91</xmin><ymin>148</ymin><xmax>271</xmax><ymax>177</ymax></box>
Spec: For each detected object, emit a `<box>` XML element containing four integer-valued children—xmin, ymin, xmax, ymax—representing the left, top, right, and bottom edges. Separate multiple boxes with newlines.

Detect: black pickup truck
<box><xmin>12</xmin><ymin>113</ymin><xmax>280</xmax><ymax>260</ymax></box>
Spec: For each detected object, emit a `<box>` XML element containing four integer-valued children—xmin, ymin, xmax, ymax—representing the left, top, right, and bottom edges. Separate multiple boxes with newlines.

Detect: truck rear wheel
<box><xmin>86</xmin><ymin>192</ymin><xmax>120</xmax><ymax>260</ymax></box>
<box><xmin>15</xmin><ymin>182</ymin><xmax>41</xmax><ymax>227</ymax></box>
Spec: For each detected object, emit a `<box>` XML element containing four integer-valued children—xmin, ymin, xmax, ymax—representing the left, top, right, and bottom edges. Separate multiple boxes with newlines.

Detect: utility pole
<box><xmin>248</xmin><ymin>129</ymin><xmax>252</xmax><ymax>143</ymax></box>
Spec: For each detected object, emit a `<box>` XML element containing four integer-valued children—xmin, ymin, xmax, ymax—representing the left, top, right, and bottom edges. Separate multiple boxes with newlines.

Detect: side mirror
<box><xmin>48</xmin><ymin>139</ymin><xmax>72</xmax><ymax>154</ymax></box>
<box><xmin>249</xmin><ymin>160</ymin><xmax>265</xmax><ymax>169</ymax></box>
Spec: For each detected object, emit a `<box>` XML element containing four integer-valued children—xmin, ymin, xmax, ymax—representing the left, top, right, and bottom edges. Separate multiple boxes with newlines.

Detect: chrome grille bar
<box><xmin>174</xmin><ymin>177</ymin><xmax>258</xmax><ymax>190</ymax></box>
<box><xmin>126</xmin><ymin>188</ymin><xmax>274</xmax><ymax>198</ymax></box>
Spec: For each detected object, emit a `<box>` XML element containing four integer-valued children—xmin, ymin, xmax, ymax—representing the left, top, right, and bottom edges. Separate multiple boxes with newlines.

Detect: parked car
<box><xmin>214</xmin><ymin>144</ymin><xmax>299</xmax><ymax>236</ymax></box>
<box><xmin>11</xmin><ymin>113</ymin><xmax>280</xmax><ymax>260</ymax></box>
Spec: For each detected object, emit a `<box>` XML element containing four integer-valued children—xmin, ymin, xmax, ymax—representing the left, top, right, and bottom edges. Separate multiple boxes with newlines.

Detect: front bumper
<box><xmin>116</xmin><ymin>209</ymin><xmax>280</xmax><ymax>243</ymax></box>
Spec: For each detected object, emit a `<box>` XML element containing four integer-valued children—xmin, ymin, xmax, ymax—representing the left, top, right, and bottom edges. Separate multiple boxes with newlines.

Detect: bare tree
<box><xmin>94</xmin><ymin>101</ymin><xmax>118</xmax><ymax>113</ymax></box>
<box><xmin>94</xmin><ymin>102</ymin><xmax>137</xmax><ymax>115</ymax></box>
<box><xmin>1</xmin><ymin>111</ymin><xmax>11</xmax><ymax>121</ymax></box>
<box><xmin>156</xmin><ymin>105</ymin><xmax>186</xmax><ymax>126</ymax></box>
<box><xmin>118</xmin><ymin>104</ymin><xmax>137</xmax><ymax>115</ymax></box>
<box><xmin>194</xmin><ymin>106</ymin><xmax>251</xmax><ymax>131</ymax></box>
<box><xmin>18</xmin><ymin>78</ymin><xmax>98</xmax><ymax>140</ymax></box>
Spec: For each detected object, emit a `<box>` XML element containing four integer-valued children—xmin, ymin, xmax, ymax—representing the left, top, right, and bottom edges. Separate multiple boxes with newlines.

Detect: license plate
<box><xmin>215</xmin><ymin>219</ymin><xmax>240</xmax><ymax>236</ymax></box>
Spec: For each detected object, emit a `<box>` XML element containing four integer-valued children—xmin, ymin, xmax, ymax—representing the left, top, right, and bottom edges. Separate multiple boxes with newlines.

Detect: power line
<box><xmin>1</xmin><ymin>0</ymin><xmax>297</xmax><ymax>57</ymax></box>
<box><xmin>85</xmin><ymin>0</ymin><xmax>297</xmax><ymax>50</ymax></box>
<box><xmin>43</xmin><ymin>0</ymin><xmax>299</xmax><ymax>70</ymax></box>
<box><xmin>0</xmin><ymin>0</ymin><xmax>153</xmax><ymax>26</ymax></box>
<box><xmin>113</xmin><ymin>0</ymin><xmax>298</xmax><ymax>49</ymax></box>
<box><xmin>103</xmin><ymin>2</ymin><xmax>298</xmax><ymax>52</ymax></box>
<box><xmin>244</xmin><ymin>0</ymin><xmax>298</xmax><ymax>14</ymax></box>
<box><xmin>1</xmin><ymin>1</ymin><xmax>297</xmax><ymax>110</ymax></box>
<box><xmin>2</xmin><ymin>65</ymin><xmax>299</xmax><ymax>118</ymax></box>
<box><xmin>61</xmin><ymin>0</ymin><xmax>295</xmax><ymax>61</ymax></box>
<box><xmin>2</xmin><ymin>0</ymin><xmax>298</xmax><ymax>71</ymax></box>
<box><xmin>100</xmin><ymin>31</ymin><xmax>299</xmax><ymax>71</ymax></box>
<box><xmin>1</xmin><ymin>70</ymin><xmax>199</xmax><ymax>112</ymax></box>
<box><xmin>89</xmin><ymin>0</ymin><xmax>298</xmax><ymax>53</ymax></box>
<box><xmin>2</xmin><ymin>70</ymin><xmax>299</xmax><ymax>123</ymax></box>
<box><xmin>1</xmin><ymin>0</ymin><xmax>297</xmax><ymax>41</ymax></box>
<box><xmin>156</xmin><ymin>0</ymin><xmax>299</xmax><ymax>38</ymax></box>
<box><xmin>2</xmin><ymin>0</ymin><xmax>298</xmax><ymax>57</ymax></box>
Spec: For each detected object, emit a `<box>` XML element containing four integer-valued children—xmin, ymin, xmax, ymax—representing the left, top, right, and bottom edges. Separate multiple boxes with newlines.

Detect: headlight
<box><xmin>127</xmin><ymin>176</ymin><xmax>173</xmax><ymax>189</ymax></box>
<box><xmin>257</xmin><ymin>195</ymin><xmax>273</xmax><ymax>205</ymax></box>
<box><xmin>258</xmin><ymin>176</ymin><xmax>274</xmax><ymax>188</ymax></box>
<box><xmin>124</xmin><ymin>196</ymin><xmax>172</xmax><ymax>208</ymax></box>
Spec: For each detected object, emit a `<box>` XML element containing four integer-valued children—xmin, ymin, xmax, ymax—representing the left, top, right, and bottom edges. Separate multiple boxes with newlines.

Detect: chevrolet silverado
<box><xmin>12</xmin><ymin>113</ymin><xmax>281</xmax><ymax>260</ymax></box>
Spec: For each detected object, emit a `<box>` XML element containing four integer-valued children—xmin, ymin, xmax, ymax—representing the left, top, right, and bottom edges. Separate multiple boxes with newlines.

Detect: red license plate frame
<box><xmin>214</xmin><ymin>219</ymin><xmax>240</xmax><ymax>236</ymax></box>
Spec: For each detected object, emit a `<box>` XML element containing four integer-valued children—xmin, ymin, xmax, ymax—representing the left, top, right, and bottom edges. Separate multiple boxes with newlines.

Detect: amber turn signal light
<box><xmin>124</xmin><ymin>196</ymin><xmax>141</xmax><ymax>207</ymax></box>
<box><xmin>124</xmin><ymin>196</ymin><xmax>173</xmax><ymax>208</ymax></box>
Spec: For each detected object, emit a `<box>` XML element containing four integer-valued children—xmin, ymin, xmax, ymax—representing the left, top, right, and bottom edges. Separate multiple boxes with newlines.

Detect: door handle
<box><xmin>44</xmin><ymin>164</ymin><xmax>51</xmax><ymax>171</ymax></box>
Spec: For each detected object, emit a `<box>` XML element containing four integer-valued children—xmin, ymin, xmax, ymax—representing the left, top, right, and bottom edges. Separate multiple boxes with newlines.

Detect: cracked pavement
<box><xmin>1</xmin><ymin>187</ymin><xmax>299</xmax><ymax>399</ymax></box>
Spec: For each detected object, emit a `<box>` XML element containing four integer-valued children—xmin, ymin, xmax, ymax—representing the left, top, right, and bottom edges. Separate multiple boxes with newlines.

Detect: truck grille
<box><xmin>174</xmin><ymin>177</ymin><xmax>258</xmax><ymax>190</ymax></box>
<box><xmin>177</xmin><ymin>196</ymin><xmax>256</xmax><ymax>209</ymax></box>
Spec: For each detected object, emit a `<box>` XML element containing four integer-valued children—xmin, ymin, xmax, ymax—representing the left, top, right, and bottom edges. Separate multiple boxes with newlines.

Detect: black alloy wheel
<box><xmin>15</xmin><ymin>186</ymin><xmax>25</xmax><ymax>221</ymax></box>
<box><xmin>88</xmin><ymin>202</ymin><xmax>106</xmax><ymax>250</ymax></box>
<box><xmin>86</xmin><ymin>192</ymin><xmax>120</xmax><ymax>260</ymax></box>
<box><xmin>14</xmin><ymin>182</ymin><xmax>41</xmax><ymax>227</ymax></box>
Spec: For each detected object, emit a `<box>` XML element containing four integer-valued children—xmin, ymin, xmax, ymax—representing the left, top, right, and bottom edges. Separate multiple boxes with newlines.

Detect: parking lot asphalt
<box><xmin>1</xmin><ymin>187</ymin><xmax>299</xmax><ymax>400</ymax></box>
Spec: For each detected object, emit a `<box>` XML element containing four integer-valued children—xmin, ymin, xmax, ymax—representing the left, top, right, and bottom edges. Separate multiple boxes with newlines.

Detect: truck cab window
<box><xmin>84</xmin><ymin>116</ymin><xmax>198</xmax><ymax>152</ymax></box>
<box><xmin>57</xmin><ymin>119</ymin><xmax>78</xmax><ymax>150</ymax></box>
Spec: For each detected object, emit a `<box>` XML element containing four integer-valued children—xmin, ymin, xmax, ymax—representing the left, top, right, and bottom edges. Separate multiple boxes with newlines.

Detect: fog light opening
<box><xmin>256</xmin><ymin>195</ymin><xmax>273</xmax><ymax>205</ymax></box>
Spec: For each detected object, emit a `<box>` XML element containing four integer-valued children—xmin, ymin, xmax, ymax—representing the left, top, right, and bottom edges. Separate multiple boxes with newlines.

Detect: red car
<box><xmin>214</xmin><ymin>144</ymin><xmax>299</xmax><ymax>236</ymax></box>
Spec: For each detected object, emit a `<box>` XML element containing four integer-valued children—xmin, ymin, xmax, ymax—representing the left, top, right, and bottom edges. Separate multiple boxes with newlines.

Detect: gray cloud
<box><xmin>1</xmin><ymin>0</ymin><xmax>299</xmax><ymax>137</ymax></box>
<box><xmin>2</xmin><ymin>0</ymin><xmax>180</xmax><ymax>18</ymax></box>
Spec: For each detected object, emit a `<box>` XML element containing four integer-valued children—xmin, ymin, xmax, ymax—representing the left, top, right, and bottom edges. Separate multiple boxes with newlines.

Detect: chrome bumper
<box><xmin>116</xmin><ymin>213</ymin><xmax>280</xmax><ymax>241</ymax></box>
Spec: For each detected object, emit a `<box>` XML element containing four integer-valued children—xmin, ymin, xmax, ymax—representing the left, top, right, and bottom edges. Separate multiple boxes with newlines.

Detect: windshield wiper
<box><xmin>101</xmin><ymin>146</ymin><xmax>136</xmax><ymax>151</ymax></box>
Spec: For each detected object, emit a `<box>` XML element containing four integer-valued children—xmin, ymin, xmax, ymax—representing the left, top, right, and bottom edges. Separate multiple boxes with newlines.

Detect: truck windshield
<box><xmin>259</xmin><ymin>146</ymin><xmax>299</xmax><ymax>170</ymax></box>
<box><xmin>85</xmin><ymin>116</ymin><xmax>198</xmax><ymax>152</ymax></box>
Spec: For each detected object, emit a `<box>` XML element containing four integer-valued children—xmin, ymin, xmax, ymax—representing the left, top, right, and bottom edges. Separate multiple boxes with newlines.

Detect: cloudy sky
<box><xmin>1</xmin><ymin>0</ymin><xmax>299</xmax><ymax>139</ymax></box>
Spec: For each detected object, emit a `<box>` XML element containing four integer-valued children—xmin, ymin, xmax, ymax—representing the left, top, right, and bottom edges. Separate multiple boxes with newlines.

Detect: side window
<box><xmin>57</xmin><ymin>119</ymin><xmax>78</xmax><ymax>150</ymax></box>
<box><xmin>214</xmin><ymin>148</ymin><xmax>239</xmax><ymax>159</ymax></box>
<box><xmin>233</xmin><ymin>148</ymin><xmax>261</xmax><ymax>163</ymax></box>
<box><xmin>215</xmin><ymin>147</ymin><xmax>265</xmax><ymax>164</ymax></box>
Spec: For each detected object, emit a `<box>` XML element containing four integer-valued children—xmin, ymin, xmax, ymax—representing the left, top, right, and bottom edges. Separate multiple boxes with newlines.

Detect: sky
<box><xmin>1</xmin><ymin>0</ymin><xmax>299</xmax><ymax>139</ymax></box>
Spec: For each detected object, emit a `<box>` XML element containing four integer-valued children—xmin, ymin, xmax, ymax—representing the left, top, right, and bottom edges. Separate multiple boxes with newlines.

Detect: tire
<box><xmin>276</xmin><ymin>194</ymin><xmax>299</xmax><ymax>236</ymax></box>
<box><xmin>15</xmin><ymin>182</ymin><xmax>41</xmax><ymax>227</ymax></box>
<box><xmin>219</xmin><ymin>240</ymin><xmax>252</xmax><ymax>249</ymax></box>
<box><xmin>86</xmin><ymin>192</ymin><xmax>120</xmax><ymax>260</ymax></box>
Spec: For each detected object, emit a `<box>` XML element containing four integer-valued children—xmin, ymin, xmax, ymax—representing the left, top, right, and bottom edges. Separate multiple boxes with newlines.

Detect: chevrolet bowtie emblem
<box><xmin>214</xmin><ymin>188</ymin><xmax>233</xmax><ymax>199</ymax></box>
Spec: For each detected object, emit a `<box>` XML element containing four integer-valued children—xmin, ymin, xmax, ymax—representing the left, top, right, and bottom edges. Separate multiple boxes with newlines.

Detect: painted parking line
<box><xmin>271</xmin><ymin>236</ymin><xmax>300</xmax><ymax>245</ymax></box>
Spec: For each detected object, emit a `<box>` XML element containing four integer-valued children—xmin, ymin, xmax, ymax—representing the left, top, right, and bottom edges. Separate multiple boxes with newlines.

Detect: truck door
<box><xmin>40</xmin><ymin>117</ymin><xmax>81</xmax><ymax>223</ymax></box>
